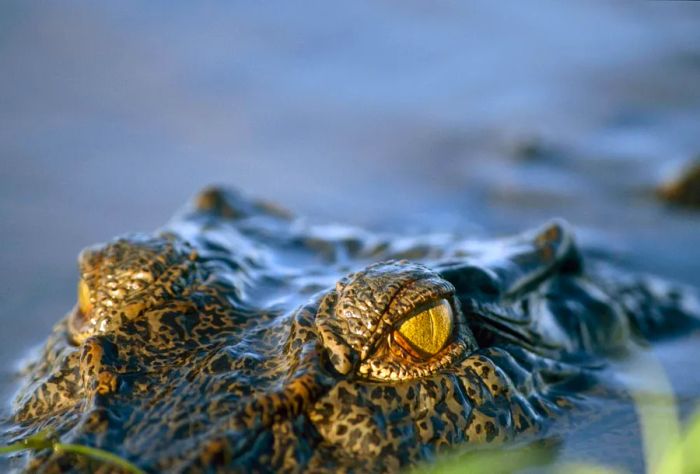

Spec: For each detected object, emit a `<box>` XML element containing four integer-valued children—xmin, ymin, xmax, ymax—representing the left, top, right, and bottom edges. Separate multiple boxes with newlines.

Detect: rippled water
<box><xmin>1</xmin><ymin>1</ymin><xmax>699</xmax><ymax>472</ymax></box>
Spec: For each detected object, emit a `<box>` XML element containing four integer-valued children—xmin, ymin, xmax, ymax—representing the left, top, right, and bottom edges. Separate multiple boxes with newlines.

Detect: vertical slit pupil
<box><xmin>396</xmin><ymin>299</ymin><xmax>453</xmax><ymax>357</ymax></box>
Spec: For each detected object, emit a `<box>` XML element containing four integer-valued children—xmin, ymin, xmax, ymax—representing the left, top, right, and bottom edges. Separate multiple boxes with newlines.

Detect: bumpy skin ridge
<box><xmin>4</xmin><ymin>186</ymin><xmax>699</xmax><ymax>473</ymax></box>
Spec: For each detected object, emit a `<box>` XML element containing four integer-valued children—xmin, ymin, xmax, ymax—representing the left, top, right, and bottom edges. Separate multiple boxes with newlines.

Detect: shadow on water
<box><xmin>1</xmin><ymin>1</ymin><xmax>700</xmax><ymax>472</ymax></box>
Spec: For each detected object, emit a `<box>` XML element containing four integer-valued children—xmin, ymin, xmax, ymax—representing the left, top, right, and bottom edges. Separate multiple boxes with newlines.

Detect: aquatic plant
<box><xmin>0</xmin><ymin>429</ymin><xmax>144</xmax><ymax>474</ymax></box>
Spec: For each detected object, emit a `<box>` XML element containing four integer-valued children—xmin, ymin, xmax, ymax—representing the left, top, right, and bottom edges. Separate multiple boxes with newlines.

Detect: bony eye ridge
<box><xmin>393</xmin><ymin>299</ymin><xmax>453</xmax><ymax>359</ymax></box>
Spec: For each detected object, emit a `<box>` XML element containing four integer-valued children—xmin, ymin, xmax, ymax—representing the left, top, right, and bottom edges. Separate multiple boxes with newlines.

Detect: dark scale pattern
<box><xmin>5</xmin><ymin>186</ymin><xmax>700</xmax><ymax>473</ymax></box>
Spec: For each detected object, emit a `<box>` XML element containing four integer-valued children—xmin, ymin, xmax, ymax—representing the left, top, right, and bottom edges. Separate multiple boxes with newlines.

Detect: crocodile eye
<box><xmin>78</xmin><ymin>279</ymin><xmax>93</xmax><ymax>316</ymax></box>
<box><xmin>69</xmin><ymin>279</ymin><xmax>94</xmax><ymax>345</ymax></box>
<box><xmin>393</xmin><ymin>299</ymin><xmax>453</xmax><ymax>358</ymax></box>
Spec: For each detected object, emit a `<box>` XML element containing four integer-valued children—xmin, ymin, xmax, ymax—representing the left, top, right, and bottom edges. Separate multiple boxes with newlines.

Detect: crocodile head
<box><xmin>9</xmin><ymin>187</ymin><xmax>696</xmax><ymax>472</ymax></box>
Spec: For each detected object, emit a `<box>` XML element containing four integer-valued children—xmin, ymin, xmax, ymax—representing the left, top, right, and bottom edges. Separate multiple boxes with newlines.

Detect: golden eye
<box><xmin>78</xmin><ymin>279</ymin><xmax>93</xmax><ymax>316</ymax></box>
<box><xmin>394</xmin><ymin>299</ymin><xmax>453</xmax><ymax>358</ymax></box>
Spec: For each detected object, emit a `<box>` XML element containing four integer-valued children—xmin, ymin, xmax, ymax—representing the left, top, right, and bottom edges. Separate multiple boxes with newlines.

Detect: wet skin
<box><xmin>6</xmin><ymin>187</ymin><xmax>699</xmax><ymax>472</ymax></box>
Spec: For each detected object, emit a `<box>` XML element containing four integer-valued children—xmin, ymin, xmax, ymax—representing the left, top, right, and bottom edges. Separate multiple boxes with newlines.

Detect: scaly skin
<box><xmin>5</xmin><ymin>187</ymin><xmax>699</xmax><ymax>473</ymax></box>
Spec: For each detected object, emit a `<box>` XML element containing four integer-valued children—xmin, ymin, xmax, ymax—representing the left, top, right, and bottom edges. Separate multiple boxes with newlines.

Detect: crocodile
<box><xmin>658</xmin><ymin>159</ymin><xmax>700</xmax><ymax>209</ymax></box>
<box><xmin>3</xmin><ymin>186</ymin><xmax>699</xmax><ymax>473</ymax></box>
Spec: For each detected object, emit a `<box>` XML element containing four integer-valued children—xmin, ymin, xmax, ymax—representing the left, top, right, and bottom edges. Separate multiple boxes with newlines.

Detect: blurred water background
<box><xmin>1</xmin><ymin>1</ymin><xmax>700</xmax><ymax>471</ymax></box>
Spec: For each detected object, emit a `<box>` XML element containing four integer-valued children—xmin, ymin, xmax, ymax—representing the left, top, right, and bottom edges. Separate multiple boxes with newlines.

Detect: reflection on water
<box><xmin>1</xmin><ymin>1</ymin><xmax>699</xmax><ymax>472</ymax></box>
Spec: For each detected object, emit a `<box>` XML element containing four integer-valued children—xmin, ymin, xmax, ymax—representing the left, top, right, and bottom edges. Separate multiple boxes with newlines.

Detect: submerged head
<box><xmin>11</xmin><ymin>190</ymin><xmax>596</xmax><ymax>472</ymax></box>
